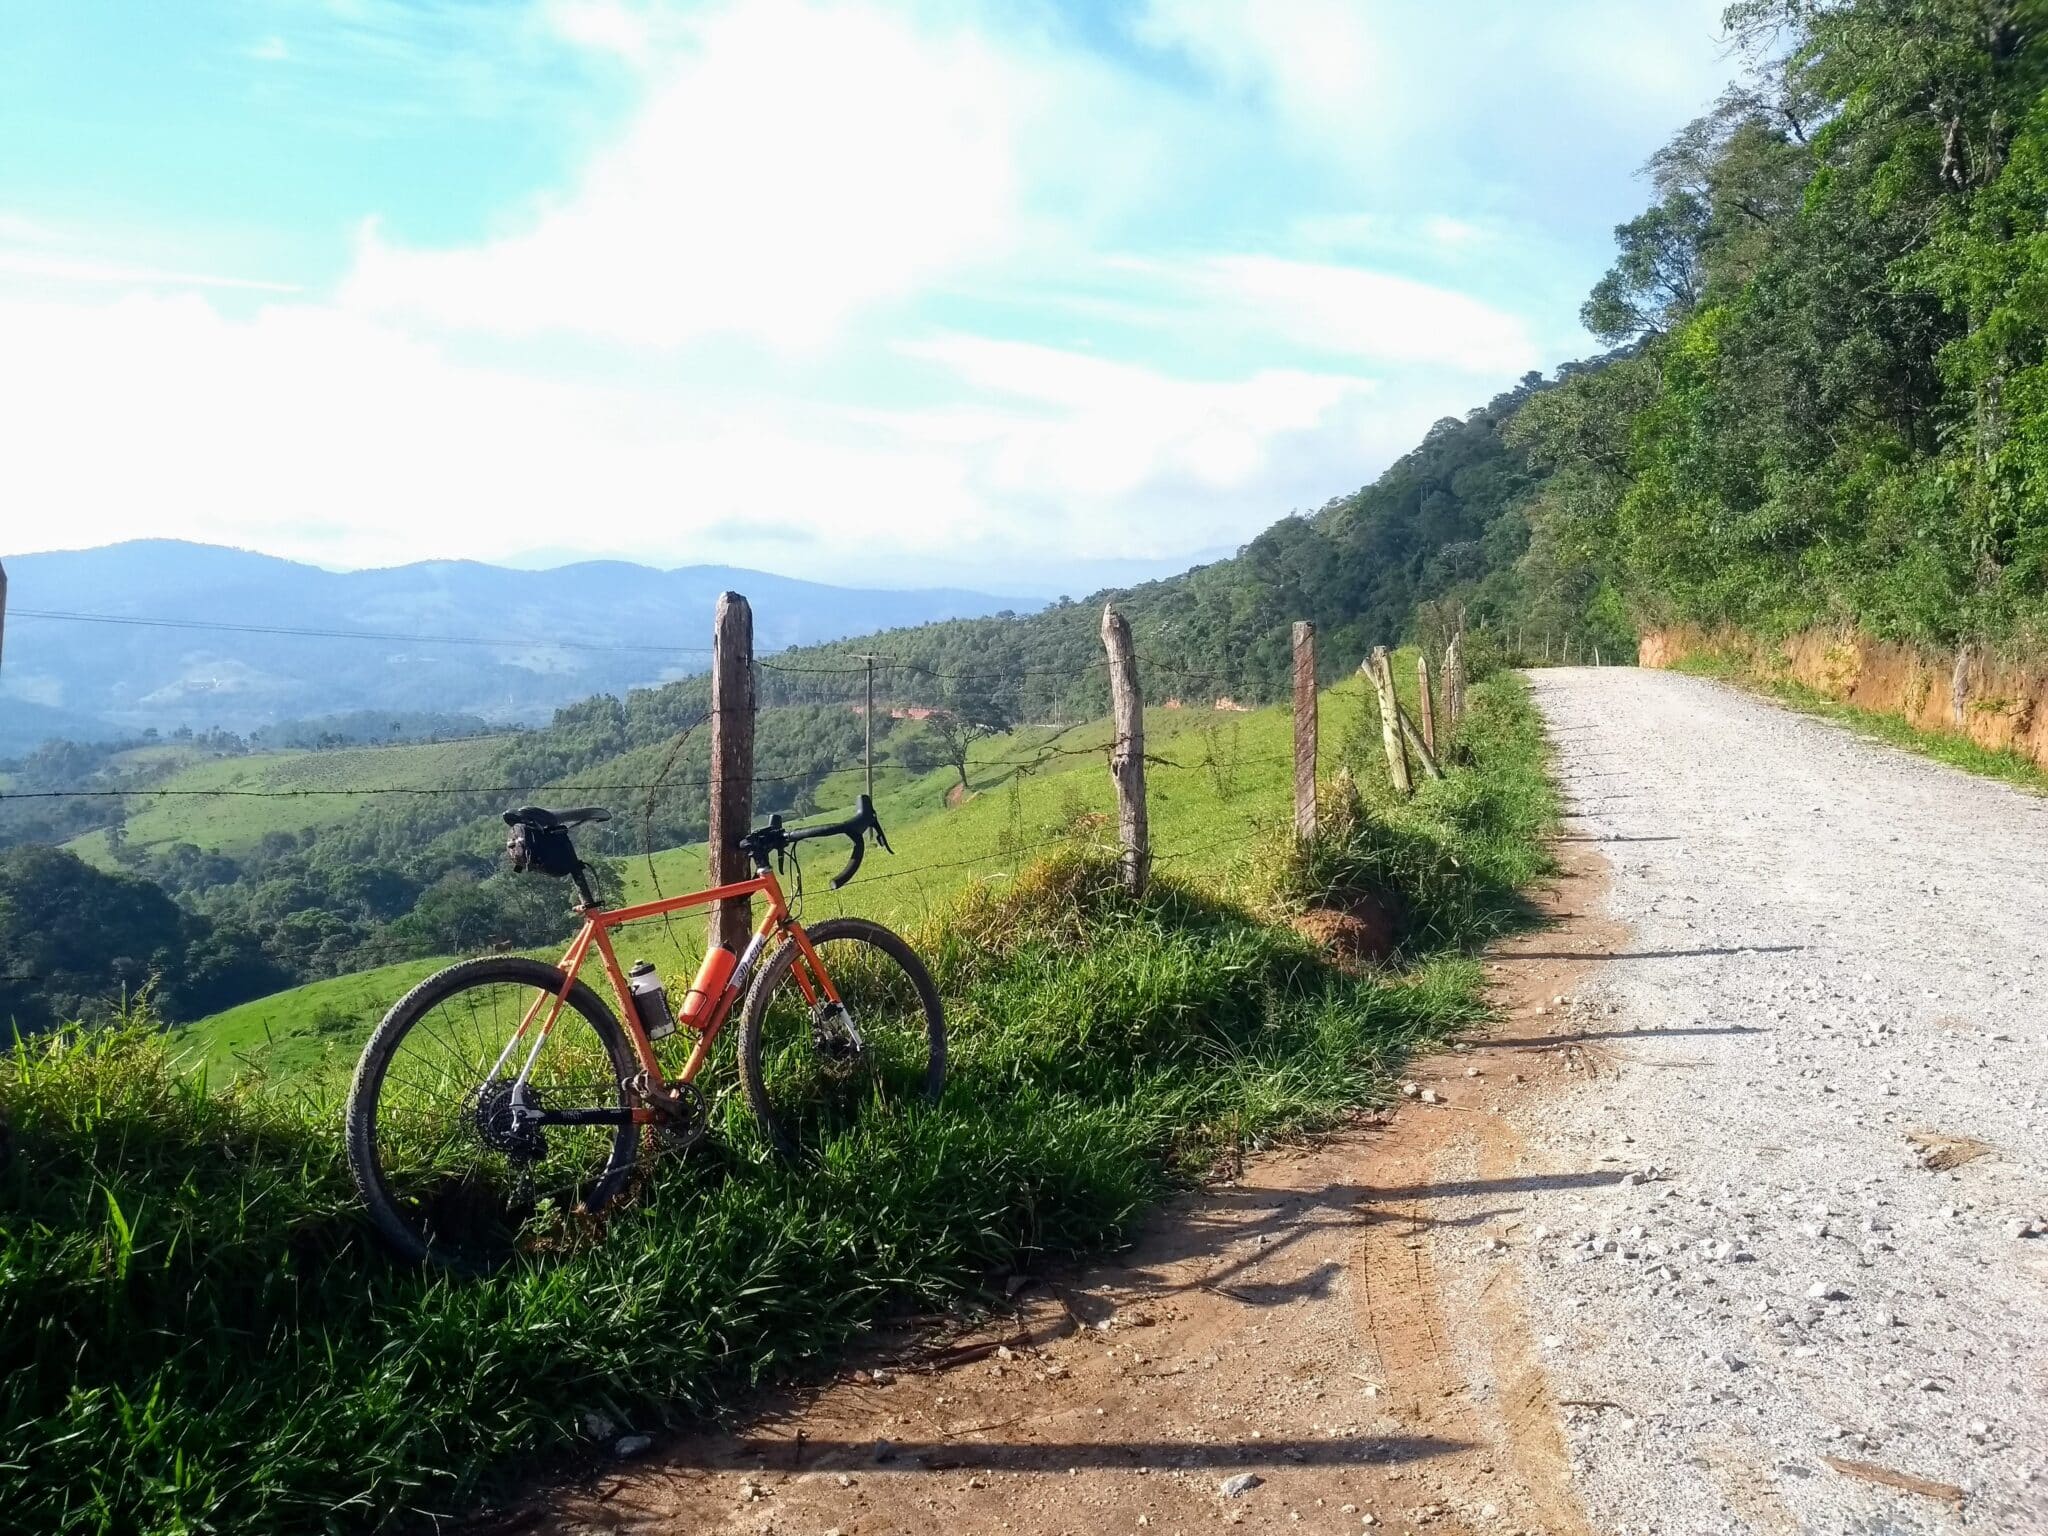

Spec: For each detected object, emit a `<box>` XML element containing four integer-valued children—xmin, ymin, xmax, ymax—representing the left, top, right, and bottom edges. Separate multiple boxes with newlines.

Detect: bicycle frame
<box><xmin>488</xmin><ymin>866</ymin><xmax>841</xmax><ymax>1125</ymax></box>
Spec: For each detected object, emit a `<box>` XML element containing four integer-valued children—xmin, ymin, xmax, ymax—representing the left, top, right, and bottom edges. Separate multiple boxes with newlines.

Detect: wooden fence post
<box><xmin>1441</xmin><ymin>631</ymin><xmax>1464</xmax><ymax>730</ymax></box>
<box><xmin>1415</xmin><ymin>651</ymin><xmax>1436</xmax><ymax>757</ymax></box>
<box><xmin>1951</xmin><ymin>643</ymin><xmax>1971</xmax><ymax>727</ymax></box>
<box><xmin>1101</xmin><ymin>604</ymin><xmax>1149</xmax><ymax>895</ymax></box>
<box><xmin>708</xmin><ymin>591</ymin><xmax>756</xmax><ymax>951</ymax></box>
<box><xmin>1395</xmin><ymin>696</ymin><xmax>1444</xmax><ymax>781</ymax></box>
<box><xmin>1292</xmin><ymin>621</ymin><xmax>1317</xmax><ymax>840</ymax></box>
<box><xmin>1365</xmin><ymin>646</ymin><xmax>1411</xmax><ymax>796</ymax></box>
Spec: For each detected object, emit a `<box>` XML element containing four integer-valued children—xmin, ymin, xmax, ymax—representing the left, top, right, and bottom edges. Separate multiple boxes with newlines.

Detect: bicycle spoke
<box><xmin>748</xmin><ymin>928</ymin><xmax>940</xmax><ymax>1153</ymax></box>
<box><xmin>366</xmin><ymin>976</ymin><xmax>630</xmax><ymax>1266</ymax></box>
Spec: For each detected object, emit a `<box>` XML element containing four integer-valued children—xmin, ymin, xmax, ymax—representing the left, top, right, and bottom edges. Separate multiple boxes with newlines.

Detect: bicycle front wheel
<box><xmin>737</xmin><ymin>917</ymin><xmax>945</xmax><ymax>1159</ymax></box>
<box><xmin>345</xmin><ymin>956</ymin><xmax>640</xmax><ymax>1271</ymax></box>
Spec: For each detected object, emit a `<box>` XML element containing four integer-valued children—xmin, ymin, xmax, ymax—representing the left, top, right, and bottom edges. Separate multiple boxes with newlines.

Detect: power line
<box><xmin>760</xmin><ymin>654</ymin><xmax>1106</xmax><ymax>684</ymax></box>
<box><xmin>9</xmin><ymin>607</ymin><xmax>715</xmax><ymax>657</ymax></box>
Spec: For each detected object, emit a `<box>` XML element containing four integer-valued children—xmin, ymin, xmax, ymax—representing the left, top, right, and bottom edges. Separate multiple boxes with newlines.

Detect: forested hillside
<box><xmin>770</xmin><ymin>369</ymin><xmax>1590</xmax><ymax>723</ymax></box>
<box><xmin>1514</xmin><ymin>0</ymin><xmax>2048</xmax><ymax>652</ymax></box>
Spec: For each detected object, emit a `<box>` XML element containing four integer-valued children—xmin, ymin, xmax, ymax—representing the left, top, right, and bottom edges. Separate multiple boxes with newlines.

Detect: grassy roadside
<box><xmin>1668</xmin><ymin>654</ymin><xmax>2048</xmax><ymax>796</ymax></box>
<box><xmin>1</xmin><ymin>670</ymin><xmax>1554</xmax><ymax>1536</ymax></box>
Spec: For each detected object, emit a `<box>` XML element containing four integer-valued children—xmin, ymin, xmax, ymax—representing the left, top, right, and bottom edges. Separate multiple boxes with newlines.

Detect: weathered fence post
<box><xmin>1292</xmin><ymin>620</ymin><xmax>1317</xmax><ymax>840</ymax></box>
<box><xmin>1365</xmin><ymin>646</ymin><xmax>1411</xmax><ymax>796</ymax></box>
<box><xmin>1441</xmin><ymin>631</ymin><xmax>1464</xmax><ymax>730</ymax></box>
<box><xmin>1951</xmin><ymin>643</ymin><xmax>1972</xmax><ymax>727</ymax></box>
<box><xmin>1396</xmin><ymin>699</ymin><xmax>1444</xmax><ymax>780</ymax></box>
<box><xmin>1415</xmin><ymin>651</ymin><xmax>1437</xmax><ymax>757</ymax></box>
<box><xmin>1101</xmin><ymin>604</ymin><xmax>1149</xmax><ymax>895</ymax></box>
<box><xmin>708</xmin><ymin>591</ymin><xmax>756</xmax><ymax>951</ymax></box>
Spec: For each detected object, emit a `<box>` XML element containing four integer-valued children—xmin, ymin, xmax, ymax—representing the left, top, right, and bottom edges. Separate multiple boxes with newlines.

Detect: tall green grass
<box><xmin>1</xmin><ymin>673</ymin><xmax>1552</xmax><ymax>1536</ymax></box>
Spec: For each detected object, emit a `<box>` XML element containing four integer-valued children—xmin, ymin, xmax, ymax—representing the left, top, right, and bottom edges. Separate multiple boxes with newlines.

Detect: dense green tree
<box><xmin>1516</xmin><ymin>0</ymin><xmax>2048</xmax><ymax>651</ymax></box>
<box><xmin>0</xmin><ymin>846</ymin><xmax>284</xmax><ymax>1035</ymax></box>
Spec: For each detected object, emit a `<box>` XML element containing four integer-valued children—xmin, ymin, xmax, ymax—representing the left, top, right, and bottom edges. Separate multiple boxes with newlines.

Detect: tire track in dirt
<box><xmin>510</xmin><ymin>840</ymin><xmax>1626</xmax><ymax>1536</ymax></box>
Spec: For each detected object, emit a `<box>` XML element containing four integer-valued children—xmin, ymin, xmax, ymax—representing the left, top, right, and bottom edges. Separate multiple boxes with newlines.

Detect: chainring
<box><xmin>638</xmin><ymin>1075</ymin><xmax>710</xmax><ymax>1153</ymax></box>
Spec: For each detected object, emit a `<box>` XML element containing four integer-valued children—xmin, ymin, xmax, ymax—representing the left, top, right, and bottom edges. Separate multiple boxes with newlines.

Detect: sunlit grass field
<box><xmin>64</xmin><ymin>735</ymin><xmax>512</xmax><ymax>863</ymax></box>
<box><xmin>182</xmin><ymin>684</ymin><xmax>1376</xmax><ymax>1087</ymax></box>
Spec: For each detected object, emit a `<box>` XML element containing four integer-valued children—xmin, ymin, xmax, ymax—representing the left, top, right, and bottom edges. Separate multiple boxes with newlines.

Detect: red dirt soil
<box><xmin>1639</xmin><ymin>623</ymin><xmax>2048</xmax><ymax>771</ymax></box>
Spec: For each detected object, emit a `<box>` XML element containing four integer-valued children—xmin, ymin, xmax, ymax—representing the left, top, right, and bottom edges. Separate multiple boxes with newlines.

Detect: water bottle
<box><xmin>679</xmin><ymin>943</ymin><xmax>738</xmax><ymax>1031</ymax></box>
<box><xmin>627</xmin><ymin>960</ymin><xmax>676</xmax><ymax>1040</ymax></box>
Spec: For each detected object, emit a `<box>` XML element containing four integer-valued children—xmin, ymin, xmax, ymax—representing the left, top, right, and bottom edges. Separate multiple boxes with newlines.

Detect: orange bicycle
<box><xmin>344</xmin><ymin>795</ymin><xmax>944</xmax><ymax>1270</ymax></box>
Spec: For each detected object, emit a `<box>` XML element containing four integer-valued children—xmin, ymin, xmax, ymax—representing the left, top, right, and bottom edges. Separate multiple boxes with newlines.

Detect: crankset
<box><xmin>634</xmin><ymin>1073</ymin><xmax>709</xmax><ymax>1152</ymax></box>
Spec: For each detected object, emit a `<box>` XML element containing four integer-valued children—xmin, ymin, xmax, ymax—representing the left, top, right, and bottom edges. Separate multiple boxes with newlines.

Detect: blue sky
<box><xmin>0</xmin><ymin>0</ymin><xmax>1735</xmax><ymax>593</ymax></box>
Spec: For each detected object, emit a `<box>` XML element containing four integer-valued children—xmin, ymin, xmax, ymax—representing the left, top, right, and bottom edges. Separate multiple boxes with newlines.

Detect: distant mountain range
<box><xmin>0</xmin><ymin>541</ymin><xmax>1032</xmax><ymax>751</ymax></box>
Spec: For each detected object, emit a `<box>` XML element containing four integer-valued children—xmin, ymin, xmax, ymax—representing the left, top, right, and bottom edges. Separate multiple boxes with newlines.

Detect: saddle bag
<box><xmin>505</xmin><ymin>821</ymin><xmax>579</xmax><ymax>878</ymax></box>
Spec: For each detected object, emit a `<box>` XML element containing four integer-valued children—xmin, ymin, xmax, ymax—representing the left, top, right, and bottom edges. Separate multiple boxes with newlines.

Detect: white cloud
<box><xmin>1132</xmin><ymin>0</ymin><xmax>1387</xmax><ymax>148</ymax></box>
<box><xmin>0</xmin><ymin>288</ymin><xmax>1464</xmax><ymax>586</ymax></box>
<box><xmin>1127</xmin><ymin>255</ymin><xmax>1537</xmax><ymax>375</ymax></box>
<box><xmin>898</xmin><ymin>333</ymin><xmax>1383</xmax><ymax>502</ymax></box>
<box><xmin>345</xmin><ymin>0</ymin><xmax>1031</xmax><ymax>349</ymax></box>
<box><xmin>0</xmin><ymin>247</ymin><xmax>301</xmax><ymax>294</ymax></box>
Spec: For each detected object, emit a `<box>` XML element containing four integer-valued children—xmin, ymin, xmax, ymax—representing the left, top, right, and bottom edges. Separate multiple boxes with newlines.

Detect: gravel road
<box><xmin>1517</xmin><ymin>667</ymin><xmax>2048</xmax><ymax>1534</ymax></box>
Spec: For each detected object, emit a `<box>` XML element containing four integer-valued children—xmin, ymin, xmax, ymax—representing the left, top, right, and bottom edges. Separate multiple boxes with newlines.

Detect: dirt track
<box><xmin>527</xmin><ymin>668</ymin><xmax>2048</xmax><ymax>1536</ymax></box>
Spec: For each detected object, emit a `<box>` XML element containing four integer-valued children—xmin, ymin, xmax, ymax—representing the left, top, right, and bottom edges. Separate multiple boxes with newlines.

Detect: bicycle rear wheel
<box><xmin>345</xmin><ymin>956</ymin><xmax>640</xmax><ymax>1271</ymax></box>
<box><xmin>737</xmin><ymin>917</ymin><xmax>945</xmax><ymax>1159</ymax></box>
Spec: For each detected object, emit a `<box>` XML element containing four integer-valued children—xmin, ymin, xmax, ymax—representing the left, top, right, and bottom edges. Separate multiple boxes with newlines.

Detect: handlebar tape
<box><xmin>829</xmin><ymin>831</ymin><xmax>865</xmax><ymax>889</ymax></box>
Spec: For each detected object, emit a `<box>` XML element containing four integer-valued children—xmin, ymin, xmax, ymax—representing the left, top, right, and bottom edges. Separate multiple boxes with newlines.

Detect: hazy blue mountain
<box><xmin>0</xmin><ymin>541</ymin><xmax>1031</xmax><ymax>743</ymax></box>
<box><xmin>0</xmin><ymin>698</ymin><xmax>124</xmax><ymax>757</ymax></box>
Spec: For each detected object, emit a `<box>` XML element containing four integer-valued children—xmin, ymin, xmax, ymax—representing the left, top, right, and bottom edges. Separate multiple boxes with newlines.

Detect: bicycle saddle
<box><xmin>502</xmin><ymin>805</ymin><xmax>612</xmax><ymax>830</ymax></box>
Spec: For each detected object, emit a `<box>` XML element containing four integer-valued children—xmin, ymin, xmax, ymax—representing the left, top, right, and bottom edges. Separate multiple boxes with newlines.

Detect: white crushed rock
<box><xmin>1517</xmin><ymin>668</ymin><xmax>2048</xmax><ymax>1534</ymax></box>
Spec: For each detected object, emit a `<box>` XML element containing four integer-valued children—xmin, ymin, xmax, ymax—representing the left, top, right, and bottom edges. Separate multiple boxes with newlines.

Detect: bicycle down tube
<box><xmin>494</xmin><ymin>866</ymin><xmax>845</xmax><ymax>1124</ymax></box>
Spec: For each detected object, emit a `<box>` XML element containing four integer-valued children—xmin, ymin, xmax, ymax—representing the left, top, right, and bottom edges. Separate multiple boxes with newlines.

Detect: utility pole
<box><xmin>862</xmin><ymin>654</ymin><xmax>875</xmax><ymax>800</ymax></box>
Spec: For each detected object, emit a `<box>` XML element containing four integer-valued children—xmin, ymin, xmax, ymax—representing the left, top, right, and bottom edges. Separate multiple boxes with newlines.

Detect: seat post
<box><xmin>571</xmin><ymin>862</ymin><xmax>601</xmax><ymax>910</ymax></box>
